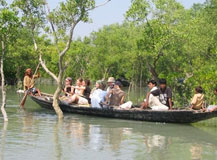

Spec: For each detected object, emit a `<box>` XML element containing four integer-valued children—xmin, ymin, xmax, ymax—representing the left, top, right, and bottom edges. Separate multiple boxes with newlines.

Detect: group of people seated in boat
<box><xmin>61</xmin><ymin>77</ymin><xmax>133</xmax><ymax>109</ymax></box>
<box><xmin>23</xmin><ymin>68</ymin><xmax>217</xmax><ymax>112</ymax></box>
<box><xmin>140</xmin><ymin>79</ymin><xmax>217</xmax><ymax>112</ymax></box>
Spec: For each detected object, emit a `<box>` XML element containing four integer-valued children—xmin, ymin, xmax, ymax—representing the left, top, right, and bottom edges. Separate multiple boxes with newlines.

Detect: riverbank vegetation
<box><xmin>1</xmin><ymin>0</ymin><xmax>217</xmax><ymax>106</ymax></box>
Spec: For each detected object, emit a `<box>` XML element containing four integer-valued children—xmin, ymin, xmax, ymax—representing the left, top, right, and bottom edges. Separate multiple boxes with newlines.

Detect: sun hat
<box><xmin>107</xmin><ymin>77</ymin><xmax>115</xmax><ymax>83</ymax></box>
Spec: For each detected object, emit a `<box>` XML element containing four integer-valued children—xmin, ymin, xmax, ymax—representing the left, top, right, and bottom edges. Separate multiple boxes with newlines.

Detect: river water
<box><xmin>0</xmin><ymin>85</ymin><xmax>217</xmax><ymax>160</ymax></box>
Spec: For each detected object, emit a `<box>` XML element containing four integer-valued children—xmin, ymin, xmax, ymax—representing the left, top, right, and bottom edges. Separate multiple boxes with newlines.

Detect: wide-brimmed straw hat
<box><xmin>107</xmin><ymin>77</ymin><xmax>115</xmax><ymax>83</ymax></box>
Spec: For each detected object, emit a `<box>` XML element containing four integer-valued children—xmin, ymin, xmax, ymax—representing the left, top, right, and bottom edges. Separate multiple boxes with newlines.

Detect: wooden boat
<box><xmin>30</xmin><ymin>94</ymin><xmax>217</xmax><ymax>123</ymax></box>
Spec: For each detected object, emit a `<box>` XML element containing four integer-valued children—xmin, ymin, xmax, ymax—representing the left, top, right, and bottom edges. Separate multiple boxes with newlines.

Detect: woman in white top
<box><xmin>64</xmin><ymin>78</ymin><xmax>86</xmax><ymax>104</ymax></box>
<box><xmin>90</xmin><ymin>80</ymin><xmax>107</xmax><ymax>108</ymax></box>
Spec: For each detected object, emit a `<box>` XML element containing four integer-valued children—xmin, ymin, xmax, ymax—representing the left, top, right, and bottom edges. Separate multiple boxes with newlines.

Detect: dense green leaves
<box><xmin>1</xmin><ymin>0</ymin><xmax>217</xmax><ymax>105</ymax></box>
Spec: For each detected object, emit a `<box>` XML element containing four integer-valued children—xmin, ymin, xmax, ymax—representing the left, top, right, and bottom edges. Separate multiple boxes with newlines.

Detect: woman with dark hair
<box><xmin>64</xmin><ymin>78</ymin><xmax>91</xmax><ymax>105</ymax></box>
<box><xmin>63</xmin><ymin>77</ymin><xmax>74</xmax><ymax>97</ymax></box>
<box><xmin>190</xmin><ymin>86</ymin><xmax>205</xmax><ymax>110</ymax></box>
<box><xmin>81</xmin><ymin>79</ymin><xmax>91</xmax><ymax>104</ymax></box>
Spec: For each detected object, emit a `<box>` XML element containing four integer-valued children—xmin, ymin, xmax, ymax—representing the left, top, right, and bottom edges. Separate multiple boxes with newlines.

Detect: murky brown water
<box><xmin>0</xmin><ymin>85</ymin><xmax>217</xmax><ymax>160</ymax></box>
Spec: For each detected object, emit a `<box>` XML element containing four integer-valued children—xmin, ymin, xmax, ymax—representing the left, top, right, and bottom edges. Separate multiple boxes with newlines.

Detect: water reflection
<box><xmin>144</xmin><ymin>134</ymin><xmax>168</xmax><ymax>153</ymax></box>
<box><xmin>0</xmin><ymin>122</ymin><xmax>8</xmax><ymax>160</ymax></box>
<box><xmin>1</xmin><ymin>86</ymin><xmax>217</xmax><ymax>159</ymax></box>
<box><xmin>190</xmin><ymin>144</ymin><xmax>203</xmax><ymax>160</ymax></box>
<box><xmin>54</xmin><ymin>119</ymin><xmax>63</xmax><ymax>160</ymax></box>
<box><xmin>58</xmin><ymin>116</ymin><xmax>217</xmax><ymax>159</ymax></box>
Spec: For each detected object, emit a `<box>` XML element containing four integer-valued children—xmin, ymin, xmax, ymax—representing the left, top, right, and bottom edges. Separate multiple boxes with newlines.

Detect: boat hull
<box><xmin>30</xmin><ymin>95</ymin><xmax>217</xmax><ymax>123</ymax></box>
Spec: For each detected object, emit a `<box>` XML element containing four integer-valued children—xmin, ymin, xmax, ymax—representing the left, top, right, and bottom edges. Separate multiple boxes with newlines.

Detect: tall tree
<box><xmin>0</xmin><ymin>1</ymin><xmax>19</xmax><ymax>121</ymax></box>
<box><xmin>13</xmin><ymin>0</ymin><xmax>111</xmax><ymax>119</ymax></box>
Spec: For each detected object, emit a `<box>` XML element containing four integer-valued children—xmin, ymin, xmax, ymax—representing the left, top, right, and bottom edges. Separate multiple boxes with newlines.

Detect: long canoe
<box><xmin>30</xmin><ymin>95</ymin><xmax>217</xmax><ymax>123</ymax></box>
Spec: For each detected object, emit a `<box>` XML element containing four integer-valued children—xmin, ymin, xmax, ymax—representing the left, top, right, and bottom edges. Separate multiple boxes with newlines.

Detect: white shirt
<box><xmin>144</xmin><ymin>86</ymin><xmax>158</xmax><ymax>101</ymax></box>
<box><xmin>91</xmin><ymin>89</ymin><xmax>107</xmax><ymax>108</ymax></box>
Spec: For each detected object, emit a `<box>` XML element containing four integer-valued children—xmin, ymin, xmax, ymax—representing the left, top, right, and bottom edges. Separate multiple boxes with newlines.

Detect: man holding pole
<box><xmin>20</xmin><ymin>64</ymin><xmax>41</xmax><ymax>107</ymax></box>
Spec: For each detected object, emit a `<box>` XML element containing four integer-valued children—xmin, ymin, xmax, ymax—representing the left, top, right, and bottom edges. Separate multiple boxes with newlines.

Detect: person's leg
<box><xmin>207</xmin><ymin>105</ymin><xmax>217</xmax><ymax>112</ymax></box>
<box><xmin>64</xmin><ymin>95</ymin><xmax>78</xmax><ymax>104</ymax></box>
<box><xmin>150</xmin><ymin>96</ymin><xmax>168</xmax><ymax>110</ymax></box>
<box><xmin>78</xmin><ymin>97</ymin><xmax>89</xmax><ymax>105</ymax></box>
<box><xmin>151</xmin><ymin>105</ymin><xmax>169</xmax><ymax>111</ymax></box>
<box><xmin>211</xmin><ymin>106</ymin><xmax>217</xmax><ymax>112</ymax></box>
<box><xmin>149</xmin><ymin>96</ymin><xmax>163</xmax><ymax>107</ymax></box>
<box><xmin>120</xmin><ymin>101</ymin><xmax>133</xmax><ymax>109</ymax></box>
<box><xmin>140</xmin><ymin>102</ymin><xmax>147</xmax><ymax>109</ymax></box>
<box><xmin>36</xmin><ymin>88</ymin><xmax>41</xmax><ymax>96</ymax></box>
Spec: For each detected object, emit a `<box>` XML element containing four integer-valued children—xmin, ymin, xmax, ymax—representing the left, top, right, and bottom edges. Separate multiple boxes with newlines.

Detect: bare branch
<box><xmin>87</xmin><ymin>0</ymin><xmax>111</xmax><ymax>12</ymax></box>
<box><xmin>57</xmin><ymin>0</ymin><xmax>112</xmax><ymax>72</ymax></box>
<box><xmin>63</xmin><ymin>61</ymin><xmax>69</xmax><ymax>71</ymax></box>
<box><xmin>44</xmin><ymin>0</ymin><xmax>61</xmax><ymax>54</ymax></box>
<box><xmin>39</xmin><ymin>52</ymin><xmax>58</xmax><ymax>82</ymax></box>
<box><xmin>58</xmin><ymin>22</ymin><xmax>76</xmax><ymax>71</ymax></box>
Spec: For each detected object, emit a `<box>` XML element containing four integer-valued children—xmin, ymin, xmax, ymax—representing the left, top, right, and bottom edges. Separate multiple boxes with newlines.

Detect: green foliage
<box><xmin>12</xmin><ymin>0</ymin><xmax>45</xmax><ymax>30</ymax></box>
<box><xmin>2</xmin><ymin>0</ymin><xmax>217</xmax><ymax>106</ymax></box>
<box><xmin>0</xmin><ymin>8</ymin><xmax>19</xmax><ymax>42</ymax></box>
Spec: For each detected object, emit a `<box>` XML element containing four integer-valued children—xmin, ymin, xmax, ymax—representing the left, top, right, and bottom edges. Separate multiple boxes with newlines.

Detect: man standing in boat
<box><xmin>144</xmin><ymin>79</ymin><xmax>173</xmax><ymax>110</ymax></box>
<box><xmin>23</xmin><ymin>68</ymin><xmax>41</xmax><ymax>96</ymax></box>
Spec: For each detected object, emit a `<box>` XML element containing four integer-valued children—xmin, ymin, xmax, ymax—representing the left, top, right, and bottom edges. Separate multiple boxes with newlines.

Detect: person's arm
<box><xmin>168</xmin><ymin>88</ymin><xmax>173</xmax><ymax>110</ymax></box>
<box><xmin>120</xmin><ymin>96</ymin><xmax>125</xmax><ymax>105</ymax></box>
<box><xmin>33</xmin><ymin>72</ymin><xmax>40</xmax><ymax>79</ymax></box>
<box><xmin>74</xmin><ymin>86</ymin><xmax>85</xmax><ymax>95</ymax></box>
<box><xmin>70</xmin><ymin>87</ymin><xmax>75</xmax><ymax>95</ymax></box>
<box><xmin>105</xmin><ymin>90</ymin><xmax>112</xmax><ymax>104</ymax></box>
<box><xmin>23</xmin><ymin>76</ymin><xmax>31</xmax><ymax>90</ymax></box>
<box><xmin>144</xmin><ymin>92</ymin><xmax>151</xmax><ymax>107</ymax></box>
<box><xmin>145</xmin><ymin>89</ymin><xmax>160</xmax><ymax>107</ymax></box>
<box><xmin>190</xmin><ymin>95</ymin><xmax>197</xmax><ymax>109</ymax></box>
<box><xmin>79</xmin><ymin>87</ymin><xmax>85</xmax><ymax>96</ymax></box>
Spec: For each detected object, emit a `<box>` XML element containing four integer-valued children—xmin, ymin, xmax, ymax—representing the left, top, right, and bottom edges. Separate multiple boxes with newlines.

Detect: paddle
<box><xmin>20</xmin><ymin>63</ymin><xmax>41</xmax><ymax>108</ymax></box>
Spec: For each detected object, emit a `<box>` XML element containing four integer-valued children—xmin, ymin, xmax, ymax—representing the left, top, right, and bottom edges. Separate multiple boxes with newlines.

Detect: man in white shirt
<box><xmin>141</xmin><ymin>80</ymin><xmax>168</xmax><ymax>110</ymax></box>
<box><xmin>141</xmin><ymin>80</ymin><xmax>157</xmax><ymax>109</ymax></box>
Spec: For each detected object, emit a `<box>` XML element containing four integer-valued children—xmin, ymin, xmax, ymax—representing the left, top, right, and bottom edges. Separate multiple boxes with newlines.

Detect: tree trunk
<box><xmin>147</xmin><ymin>63</ymin><xmax>159</xmax><ymax>84</ymax></box>
<box><xmin>139</xmin><ymin>63</ymin><xmax>143</xmax><ymax>88</ymax></box>
<box><xmin>1</xmin><ymin>41</ymin><xmax>8</xmax><ymax>122</ymax></box>
<box><xmin>52</xmin><ymin>79</ymin><xmax>63</xmax><ymax>119</ymax></box>
<box><xmin>34</xmin><ymin>37</ymin><xmax>63</xmax><ymax>119</ymax></box>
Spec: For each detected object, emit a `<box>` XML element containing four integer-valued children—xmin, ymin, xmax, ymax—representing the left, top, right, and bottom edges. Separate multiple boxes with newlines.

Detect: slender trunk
<box><xmin>139</xmin><ymin>63</ymin><xmax>143</xmax><ymax>88</ymax></box>
<box><xmin>127</xmin><ymin>82</ymin><xmax>133</xmax><ymax>101</ymax></box>
<box><xmin>16</xmin><ymin>66</ymin><xmax>21</xmax><ymax>82</ymax></box>
<box><xmin>52</xmin><ymin>78</ymin><xmax>63</xmax><ymax>119</ymax></box>
<box><xmin>1</xmin><ymin>40</ymin><xmax>8</xmax><ymax>122</ymax></box>
<box><xmin>147</xmin><ymin>63</ymin><xmax>159</xmax><ymax>84</ymax></box>
<box><xmin>32</xmin><ymin>34</ymin><xmax>63</xmax><ymax>119</ymax></box>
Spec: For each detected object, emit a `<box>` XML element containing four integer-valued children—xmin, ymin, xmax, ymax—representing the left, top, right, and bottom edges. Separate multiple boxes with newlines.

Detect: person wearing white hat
<box><xmin>106</xmin><ymin>77</ymin><xmax>115</xmax><ymax>93</ymax></box>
